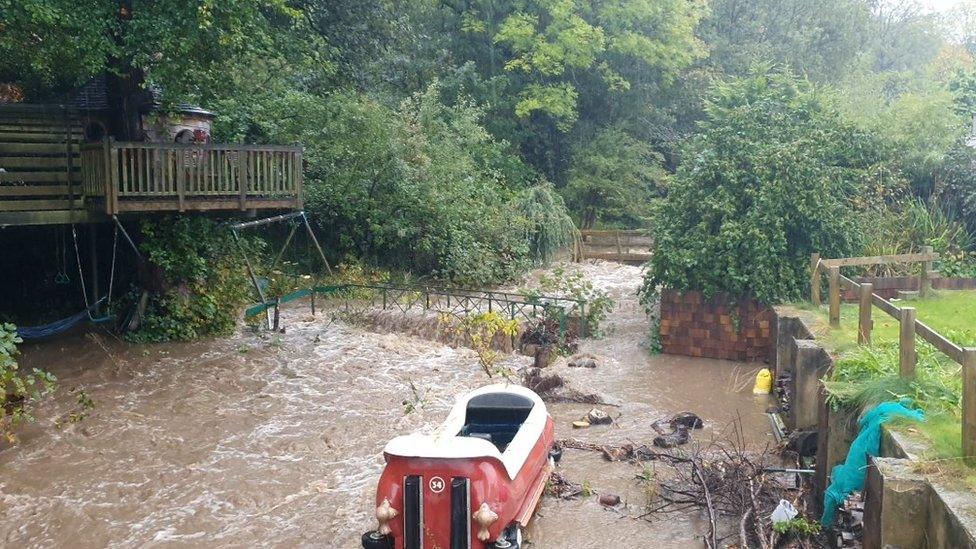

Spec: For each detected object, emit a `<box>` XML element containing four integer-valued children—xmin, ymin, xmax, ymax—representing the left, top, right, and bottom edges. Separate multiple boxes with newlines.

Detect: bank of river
<box><xmin>1</xmin><ymin>261</ymin><xmax>773</xmax><ymax>547</ymax></box>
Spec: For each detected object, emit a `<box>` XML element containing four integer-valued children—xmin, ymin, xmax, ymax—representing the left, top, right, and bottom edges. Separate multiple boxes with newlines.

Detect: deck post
<box><xmin>858</xmin><ymin>282</ymin><xmax>873</xmax><ymax>345</ymax></box>
<box><xmin>810</xmin><ymin>253</ymin><xmax>821</xmax><ymax>306</ymax></box>
<box><xmin>963</xmin><ymin>349</ymin><xmax>976</xmax><ymax>460</ymax></box>
<box><xmin>828</xmin><ymin>266</ymin><xmax>840</xmax><ymax>327</ymax></box>
<box><xmin>176</xmin><ymin>147</ymin><xmax>185</xmax><ymax>212</ymax></box>
<box><xmin>899</xmin><ymin>307</ymin><xmax>917</xmax><ymax>378</ymax></box>
<box><xmin>107</xmin><ymin>138</ymin><xmax>118</xmax><ymax>215</ymax></box>
<box><xmin>238</xmin><ymin>150</ymin><xmax>247</xmax><ymax>210</ymax></box>
<box><xmin>295</xmin><ymin>148</ymin><xmax>304</xmax><ymax>210</ymax></box>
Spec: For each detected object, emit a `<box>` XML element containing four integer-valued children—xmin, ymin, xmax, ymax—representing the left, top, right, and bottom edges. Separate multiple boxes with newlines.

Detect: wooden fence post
<box><xmin>899</xmin><ymin>307</ymin><xmax>917</xmax><ymax>378</ymax></box>
<box><xmin>920</xmin><ymin>245</ymin><xmax>934</xmax><ymax>297</ymax></box>
<box><xmin>810</xmin><ymin>253</ymin><xmax>821</xmax><ymax>306</ymax></box>
<box><xmin>963</xmin><ymin>349</ymin><xmax>976</xmax><ymax>460</ymax></box>
<box><xmin>828</xmin><ymin>266</ymin><xmax>840</xmax><ymax>327</ymax></box>
<box><xmin>858</xmin><ymin>282</ymin><xmax>873</xmax><ymax>345</ymax></box>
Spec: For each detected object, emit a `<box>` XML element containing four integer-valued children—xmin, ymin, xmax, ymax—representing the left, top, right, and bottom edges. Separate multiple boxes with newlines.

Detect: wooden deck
<box><xmin>0</xmin><ymin>107</ymin><xmax>302</xmax><ymax>226</ymax></box>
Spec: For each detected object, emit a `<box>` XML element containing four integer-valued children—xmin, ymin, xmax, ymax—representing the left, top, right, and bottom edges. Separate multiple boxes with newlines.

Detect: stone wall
<box><xmin>659</xmin><ymin>290</ymin><xmax>773</xmax><ymax>362</ymax></box>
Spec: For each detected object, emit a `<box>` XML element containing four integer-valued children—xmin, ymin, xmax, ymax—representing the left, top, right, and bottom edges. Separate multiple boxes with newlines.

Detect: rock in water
<box><xmin>670</xmin><ymin>412</ymin><xmax>703</xmax><ymax>430</ymax></box>
<box><xmin>568</xmin><ymin>353</ymin><xmax>598</xmax><ymax>368</ymax></box>
<box><xmin>599</xmin><ymin>494</ymin><xmax>621</xmax><ymax>507</ymax></box>
<box><xmin>653</xmin><ymin>425</ymin><xmax>690</xmax><ymax>448</ymax></box>
<box><xmin>586</xmin><ymin>408</ymin><xmax>612</xmax><ymax>425</ymax></box>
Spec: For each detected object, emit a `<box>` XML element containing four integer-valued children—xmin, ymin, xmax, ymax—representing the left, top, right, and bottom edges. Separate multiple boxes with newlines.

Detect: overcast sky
<box><xmin>918</xmin><ymin>0</ymin><xmax>967</xmax><ymax>12</ymax></box>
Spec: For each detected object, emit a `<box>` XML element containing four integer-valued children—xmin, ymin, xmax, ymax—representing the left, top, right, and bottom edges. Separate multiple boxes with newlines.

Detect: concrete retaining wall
<box><xmin>659</xmin><ymin>290</ymin><xmax>773</xmax><ymax>361</ymax></box>
<box><xmin>771</xmin><ymin>307</ymin><xmax>976</xmax><ymax>548</ymax></box>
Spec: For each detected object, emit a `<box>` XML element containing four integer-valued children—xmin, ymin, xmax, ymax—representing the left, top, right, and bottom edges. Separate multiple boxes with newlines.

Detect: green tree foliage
<box><xmin>485</xmin><ymin>0</ymin><xmax>705</xmax><ymax>129</ymax></box>
<box><xmin>128</xmin><ymin>217</ymin><xmax>259</xmax><ymax>342</ymax></box>
<box><xmin>0</xmin><ymin>0</ymin><xmax>302</xmax><ymax>101</ymax></box>
<box><xmin>1</xmin><ymin>324</ymin><xmax>55</xmax><ymax>443</ymax></box>
<box><xmin>641</xmin><ymin>70</ymin><xmax>882</xmax><ymax>304</ymax></box>
<box><xmin>512</xmin><ymin>182</ymin><xmax>579</xmax><ymax>264</ymax></box>
<box><xmin>243</xmin><ymin>83</ymin><xmax>546</xmax><ymax>286</ymax></box>
<box><xmin>563</xmin><ymin>126</ymin><xmax>666</xmax><ymax>228</ymax></box>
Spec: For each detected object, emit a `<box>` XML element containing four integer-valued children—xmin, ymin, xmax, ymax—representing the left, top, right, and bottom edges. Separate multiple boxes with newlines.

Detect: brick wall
<box><xmin>659</xmin><ymin>290</ymin><xmax>774</xmax><ymax>362</ymax></box>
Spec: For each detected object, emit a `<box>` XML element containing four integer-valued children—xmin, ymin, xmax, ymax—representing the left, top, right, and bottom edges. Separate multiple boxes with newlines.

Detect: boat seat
<box><xmin>458</xmin><ymin>392</ymin><xmax>534</xmax><ymax>452</ymax></box>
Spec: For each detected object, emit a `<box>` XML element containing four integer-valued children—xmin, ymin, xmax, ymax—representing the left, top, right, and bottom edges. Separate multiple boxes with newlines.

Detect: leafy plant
<box><xmin>1</xmin><ymin>323</ymin><xmax>56</xmax><ymax>443</ymax></box>
<box><xmin>513</xmin><ymin>182</ymin><xmax>579</xmax><ymax>265</ymax></box>
<box><xmin>446</xmin><ymin>312</ymin><xmax>520</xmax><ymax>379</ymax></box>
<box><xmin>641</xmin><ymin>68</ymin><xmax>882</xmax><ymax>305</ymax></box>
<box><xmin>401</xmin><ymin>379</ymin><xmax>429</xmax><ymax>415</ymax></box>
<box><xmin>772</xmin><ymin>516</ymin><xmax>821</xmax><ymax>537</ymax></box>
<box><xmin>531</xmin><ymin>265</ymin><xmax>615</xmax><ymax>337</ymax></box>
<box><xmin>127</xmin><ymin>216</ymin><xmax>262</xmax><ymax>342</ymax></box>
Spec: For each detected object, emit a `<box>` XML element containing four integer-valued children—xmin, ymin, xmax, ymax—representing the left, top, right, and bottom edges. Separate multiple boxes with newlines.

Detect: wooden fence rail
<box><xmin>811</xmin><ymin>250</ymin><xmax>976</xmax><ymax>457</ymax></box>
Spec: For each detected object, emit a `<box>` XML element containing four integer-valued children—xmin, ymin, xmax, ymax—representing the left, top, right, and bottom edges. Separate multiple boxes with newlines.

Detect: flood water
<box><xmin>1</xmin><ymin>261</ymin><xmax>774</xmax><ymax>548</ymax></box>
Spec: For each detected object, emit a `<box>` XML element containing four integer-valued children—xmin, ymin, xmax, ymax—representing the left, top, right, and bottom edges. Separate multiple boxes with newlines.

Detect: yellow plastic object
<box><xmin>753</xmin><ymin>368</ymin><xmax>772</xmax><ymax>395</ymax></box>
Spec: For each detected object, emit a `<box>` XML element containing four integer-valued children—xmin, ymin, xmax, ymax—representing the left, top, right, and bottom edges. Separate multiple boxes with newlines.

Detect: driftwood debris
<box><xmin>556</xmin><ymin>420</ymin><xmax>820</xmax><ymax>548</ymax></box>
<box><xmin>522</xmin><ymin>368</ymin><xmax>618</xmax><ymax>407</ymax></box>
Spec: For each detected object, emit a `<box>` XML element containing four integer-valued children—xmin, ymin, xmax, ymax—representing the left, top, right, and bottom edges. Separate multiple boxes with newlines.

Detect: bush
<box><xmin>255</xmin><ymin>84</ymin><xmax>550</xmax><ymax>286</ymax></box>
<box><xmin>1</xmin><ymin>323</ymin><xmax>55</xmax><ymax>442</ymax></box>
<box><xmin>641</xmin><ymin>69</ymin><xmax>883</xmax><ymax>305</ymax></box>
<box><xmin>128</xmin><ymin>216</ymin><xmax>260</xmax><ymax>342</ymax></box>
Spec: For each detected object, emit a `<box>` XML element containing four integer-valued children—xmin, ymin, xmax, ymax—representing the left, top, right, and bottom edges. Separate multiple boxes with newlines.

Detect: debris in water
<box><xmin>521</xmin><ymin>367</ymin><xmax>617</xmax><ymax>407</ymax></box>
<box><xmin>670</xmin><ymin>412</ymin><xmax>704</xmax><ymax>430</ymax></box>
<box><xmin>652</xmin><ymin>425</ymin><xmax>690</xmax><ymax>448</ymax></box>
<box><xmin>586</xmin><ymin>408</ymin><xmax>612</xmax><ymax>425</ymax></box>
<box><xmin>523</xmin><ymin>367</ymin><xmax>565</xmax><ymax>394</ymax></box>
<box><xmin>568</xmin><ymin>353</ymin><xmax>598</xmax><ymax>368</ymax></box>
<box><xmin>572</xmin><ymin>420</ymin><xmax>591</xmax><ymax>429</ymax></box>
<box><xmin>833</xmin><ymin>491</ymin><xmax>864</xmax><ymax>548</ymax></box>
<box><xmin>547</xmin><ymin>471</ymin><xmax>584</xmax><ymax>499</ymax></box>
<box><xmin>599</xmin><ymin>494</ymin><xmax>621</xmax><ymax>507</ymax></box>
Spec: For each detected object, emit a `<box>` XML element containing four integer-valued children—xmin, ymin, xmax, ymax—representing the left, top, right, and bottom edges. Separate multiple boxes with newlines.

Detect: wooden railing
<box><xmin>811</xmin><ymin>251</ymin><xmax>976</xmax><ymax>457</ymax></box>
<box><xmin>80</xmin><ymin>139</ymin><xmax>302</xmax><ymax>214</ymax></box>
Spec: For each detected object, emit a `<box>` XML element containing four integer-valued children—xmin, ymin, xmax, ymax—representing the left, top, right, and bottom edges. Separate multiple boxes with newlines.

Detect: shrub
<box><xmin>128</xmin><ymin>216</ymin><xmax>261</xmax><ymax>342</ymax></box>
<box><xmin>1</xmin><ymin>323</ymin><xmax>55</xmax><ymax>442</ymax></box>
<box><xmin>261</xmin><ymin>84</ymin><xmax>545</xmax><ymax>286</ymax></box>
<box><xmin>641</xmin><ymin>69</ymin><xmax>883</xmax><ymax>305</ymax></box>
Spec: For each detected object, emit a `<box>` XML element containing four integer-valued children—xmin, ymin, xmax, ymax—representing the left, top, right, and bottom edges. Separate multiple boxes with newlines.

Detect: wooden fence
<box><xmin>811</xmin><ymin>250</ymin><xmax>976</xmax><ymax>457</ymax></box>
<box><xmin>577</xmin><ymin>229</ymin><xmax>652</xmax><ymax>264</ymax></box>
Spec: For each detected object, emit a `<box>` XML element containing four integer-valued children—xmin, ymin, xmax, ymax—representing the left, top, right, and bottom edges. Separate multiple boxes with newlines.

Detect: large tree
<box><xmin>0</xmin><ymin>0</ymin><xmax>303</xmax><ymax>137</ymax></box>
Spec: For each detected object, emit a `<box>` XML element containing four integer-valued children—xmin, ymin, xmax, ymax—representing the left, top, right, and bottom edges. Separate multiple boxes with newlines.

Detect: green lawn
<box><xmin>818</xmin><ymin>289</ymin><xmax>976</xmax><ymax>352</ymax></box>
<box><xmin>790</xmin><ymin>290</ymin><xmax>976</xmax><ymax>464</ymax></box>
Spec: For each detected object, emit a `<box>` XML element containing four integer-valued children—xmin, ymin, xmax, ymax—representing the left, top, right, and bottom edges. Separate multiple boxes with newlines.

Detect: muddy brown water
<box><xmin>0</xmin><ymin>261</ymin><xmax>773</xmax><ymax>548</ymax></box>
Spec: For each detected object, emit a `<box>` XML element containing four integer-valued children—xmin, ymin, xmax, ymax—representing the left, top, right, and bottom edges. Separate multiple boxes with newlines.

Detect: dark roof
<box><xmin>67</xmin><ymin>76</ymin><xmax>109</xmax><ymax>110</ymax></box>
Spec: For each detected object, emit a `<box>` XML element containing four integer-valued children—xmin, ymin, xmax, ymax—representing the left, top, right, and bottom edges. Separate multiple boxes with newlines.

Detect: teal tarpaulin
<box><xmin>821</xmin><ymin>399</ymin><xmax>924</xmax><ymax>527</ymax></box>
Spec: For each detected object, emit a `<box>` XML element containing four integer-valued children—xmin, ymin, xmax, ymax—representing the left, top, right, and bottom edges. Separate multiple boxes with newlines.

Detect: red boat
<box><xmin>361</xmin><ymin>384</ymin><xmax>559</xmax><ymax>549</ymax></box>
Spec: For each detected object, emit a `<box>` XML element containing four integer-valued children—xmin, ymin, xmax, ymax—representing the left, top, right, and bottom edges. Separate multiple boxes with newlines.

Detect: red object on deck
<box><xmin>362</xmin><ymin>384</ymin><xmax>556</xmax><ymax>549</ymax></box>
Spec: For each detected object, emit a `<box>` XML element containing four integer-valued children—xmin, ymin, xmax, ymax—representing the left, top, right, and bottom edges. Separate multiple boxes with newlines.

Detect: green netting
<box><xmin>821</xmin><ymin>400</ymin><xmax>925</xmax><ymax>527</ymax></box>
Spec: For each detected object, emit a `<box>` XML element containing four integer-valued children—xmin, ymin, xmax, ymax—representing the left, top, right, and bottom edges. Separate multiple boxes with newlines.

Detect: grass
<box><xmin>789</xmin><ymin>290</ymin><xmax>976</xmax><ymax>462</ymax></box>
<box><xmin>795</xmin><ymin>289</ymin><xmax>976</xmax><ymax>353</ymax></box>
